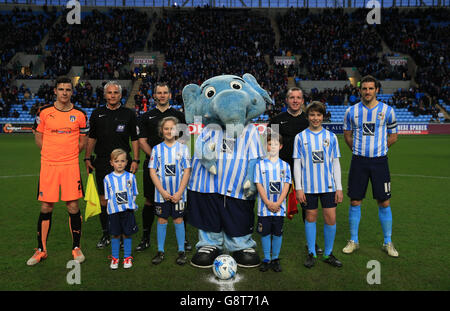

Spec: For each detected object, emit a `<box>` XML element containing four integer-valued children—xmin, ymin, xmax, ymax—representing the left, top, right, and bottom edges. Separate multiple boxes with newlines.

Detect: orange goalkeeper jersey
<box><xmin>33</xmin><ymin>104</ymin><xmax>89</xmax><ymax>164</ymax></box>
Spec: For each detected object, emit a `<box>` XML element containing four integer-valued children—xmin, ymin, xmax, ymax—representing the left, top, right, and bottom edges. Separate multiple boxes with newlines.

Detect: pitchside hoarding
<box><xmin>1</xmin><ymin>122</ymin><xmax>448</xmax><ymax>135</ymax></box>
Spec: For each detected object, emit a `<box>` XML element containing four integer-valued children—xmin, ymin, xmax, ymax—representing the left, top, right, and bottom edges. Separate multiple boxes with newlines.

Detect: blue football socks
<box><xmin>123</xmin><ymin>238</ymin><xmax>132</xmax><ymax>258</ymax></box>
<box><xmin>348</xmin><ymin>205</ymin><xmax>361</xmax><ymax>243</ymax></box>
<box><xmin>174</xmin><ymin>222</ymin><xmax>185</xmax><ymax>252</ymax></box>
<box><xmin>157</xmin><ymin>222</ymin><xmax>167</xmax><ymax>252</ymax></box>
<box><xmin>111</xmin><ymin>238</ymin><xmax>120</xmax><ymax>259</ymax></box>
<box><xmin>271</xmin><ymin>235</ymin><xmax>283</xmax><ymax>260</ymax></box>
<box><xmin>305</xmin><ymin>220</ymin><xmax>317</xmax><ymax>256</ymax></box>
<box><xmin>378</xmin><ymin>206</ymin><xmax>393</xmax><ymax>244</ymax></box>
<box><xmin>323</xmin><ymin>224</ymin><xmax>336</xmax><ymax>257</ymax></box>
<box><xmin>261</xmin><ymin>234</ymin><xmax>271</xmax><ymax>261</ymax></box>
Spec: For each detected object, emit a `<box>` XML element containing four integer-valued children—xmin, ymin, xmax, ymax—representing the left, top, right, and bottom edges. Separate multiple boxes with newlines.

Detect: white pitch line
<box><xmin>391</xmin><ymin>173</ymin><xmax>450</xmax><ymax>180</ymax></box>
<box><xmin>0</xmin><ymin>174</ymin><xmax>39</xmax><ymax>178</ymax></box>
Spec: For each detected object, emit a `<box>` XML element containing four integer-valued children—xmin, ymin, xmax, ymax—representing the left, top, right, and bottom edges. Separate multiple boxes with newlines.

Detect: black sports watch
<box><xmin>132</xmin><ymin>159</ymin><xmax>140</xmax><ymax>164</ymax></box>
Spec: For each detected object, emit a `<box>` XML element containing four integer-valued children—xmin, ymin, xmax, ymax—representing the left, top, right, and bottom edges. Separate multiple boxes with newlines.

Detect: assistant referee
<box><xmin>84</xmin><ymin>81</ymin><xmax>140</xmax><ymax>249</ymax></box>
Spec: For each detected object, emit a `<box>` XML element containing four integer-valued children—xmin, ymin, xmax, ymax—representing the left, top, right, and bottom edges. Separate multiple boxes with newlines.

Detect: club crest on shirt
<box><xmin>280</xmin><ymin>169</ymin><xmax>286</xmax><ymax>179</ymax></box>
<box><xmin>70</xmin><ymin>115</ymin><xmax>76</xmax><ymax>122</ymax></box>
<box><xmin>127</xmin><ymin>180</ymin><xmax>132</xmax><ymax>189</ymax></box>
<box><xmin>378</xmin><ymin>112</ymin><xmax>385</xmax><ymax>120</ymax></box>
<box><xmin>323</xmin><ymin>138</ymin><xmax>330</xmax><ymax>147</ymax></box>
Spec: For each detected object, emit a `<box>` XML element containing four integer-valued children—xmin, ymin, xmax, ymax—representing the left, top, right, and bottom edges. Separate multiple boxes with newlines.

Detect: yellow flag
<box><xmin>84</xmin><ymin>173</ymin><xmax>101</xmax><ymax>221</ymax></box>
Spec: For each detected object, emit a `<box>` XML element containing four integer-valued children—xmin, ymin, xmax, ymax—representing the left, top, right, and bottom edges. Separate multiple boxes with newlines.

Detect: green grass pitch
<box><xmin>0</xmin><ymin>133</ymin><xmax>449</xmax><ymax>291</ymax></box>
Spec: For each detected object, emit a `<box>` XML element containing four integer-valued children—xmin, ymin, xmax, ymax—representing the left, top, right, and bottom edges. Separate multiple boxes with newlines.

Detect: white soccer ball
<box><xmin>212</xmin><ymin>254</ymin><xmax>237</xmax><ymax>280</ymax></box>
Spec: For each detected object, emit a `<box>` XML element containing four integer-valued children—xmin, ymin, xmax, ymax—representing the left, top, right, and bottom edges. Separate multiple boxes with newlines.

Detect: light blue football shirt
<box><xmin>343</xmin><ymin>101</ymin><xmax>397</xmax><ymax>157</ymax></box>
<box><xmin>104</xmin><ymin>171</ymin><xmax>139</xmax><ymax>215</ymax></box>
<box><xmin>149</xmin><ymin>141</ymin><xmax>191</xmax><ymax>203</ymax></box>
<box><xmin>293</xmin><ymin>128</ymin><xmax>341</xmax><ymax>194</ymax></box>
<box><xmin>254</xmin><ymin>158</ymin><xmax>292</xmax><ymax>217</ymax></box>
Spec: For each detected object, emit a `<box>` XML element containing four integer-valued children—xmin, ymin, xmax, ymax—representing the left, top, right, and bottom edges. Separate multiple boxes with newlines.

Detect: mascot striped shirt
<box><xmin>217</xmin><ymin>124</ymin><xmax>265</xmax><ymax>199</ymax></box>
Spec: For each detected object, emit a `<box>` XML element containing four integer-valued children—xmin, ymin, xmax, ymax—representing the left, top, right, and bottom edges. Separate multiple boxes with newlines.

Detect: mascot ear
<box><xmin>182</xmin><ymin>84</ymin><xmax>202</xmax><ymax>124</ymax></box>
<box><xmin>243</xmin><ymin>73</ymin><xmax>273</xmax><ymax>105</ymax></box>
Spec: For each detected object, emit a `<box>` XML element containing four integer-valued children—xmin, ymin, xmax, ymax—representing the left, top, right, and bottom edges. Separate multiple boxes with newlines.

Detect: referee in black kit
<box><xmin>268</xmin><ymin>87</ymin><xmax>323</xmax><ymax>255</ymax></box>
<box><xmin>84</xmin><ymin>81</ymin><xmax>140</xmax><ymax>248</ymax></box>
<box><xmin>136</xmin><ymin>82</ymin><xmax>192</xmax><ymax>252</ymax></box>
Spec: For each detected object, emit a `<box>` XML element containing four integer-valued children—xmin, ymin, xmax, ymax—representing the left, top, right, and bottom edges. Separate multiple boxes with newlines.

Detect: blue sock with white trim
<box><xmin>378</xmin><ymin>206</ymin><xmax>393</xmax><ymax>244</ymax></box>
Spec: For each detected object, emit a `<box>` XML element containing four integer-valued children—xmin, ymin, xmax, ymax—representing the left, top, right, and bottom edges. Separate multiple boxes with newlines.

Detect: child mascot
<box><xmin>182</xmin><ymin>73</ymin><xmax>272</xmax><ymax>268</ymax></box>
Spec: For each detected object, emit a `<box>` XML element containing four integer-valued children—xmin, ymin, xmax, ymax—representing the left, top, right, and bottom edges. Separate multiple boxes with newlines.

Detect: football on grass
<box><xmin>212</xmin><ymin>255</ymin><xmax>237</xmax><ymax>280</ymax></box>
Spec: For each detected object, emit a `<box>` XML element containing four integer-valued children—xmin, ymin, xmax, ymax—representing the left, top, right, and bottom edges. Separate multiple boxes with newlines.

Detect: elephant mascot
<box><xmin>182</xmin><ymin>73</ymin><xmax>272</xmax><ymax>268</ymax></box>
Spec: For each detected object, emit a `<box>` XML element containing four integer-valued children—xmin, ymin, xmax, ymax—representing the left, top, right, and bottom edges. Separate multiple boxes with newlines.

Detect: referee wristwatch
<box><xmin>132</xmin><ymin>159</ymin><xmax>140</xmax><ymax>164</ymax></box>
<box><xmin>84</xmin><ymin>158</ymin><xmax>91</xmax><ymax>161</ymax></box>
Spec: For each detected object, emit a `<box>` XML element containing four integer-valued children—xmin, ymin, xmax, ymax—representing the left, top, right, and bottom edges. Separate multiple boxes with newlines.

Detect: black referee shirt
<box><xmin>268</xmin><ymin>110</ymin><xmax>309</xmax><ymax>167</ymax></box>
<box><xmin>138</xmin><ymin>107</ymin><xmax>186</xmax><ymax>152</ymax></box>
<box><xmin>88</xmin><ymin>105</ymin><xmax>139</xmax><ymax>158</ymax></box>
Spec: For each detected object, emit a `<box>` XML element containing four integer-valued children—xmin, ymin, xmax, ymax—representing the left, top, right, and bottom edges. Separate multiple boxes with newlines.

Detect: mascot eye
<box><xmin>204</xmin><ymin>86</ymin><xmax>216</xmax><ymax>98</ymax></box>
<box><xmin>230</xmin><ymin>81</ymin><xmax>242</xmax><ymax>90</ymax></box>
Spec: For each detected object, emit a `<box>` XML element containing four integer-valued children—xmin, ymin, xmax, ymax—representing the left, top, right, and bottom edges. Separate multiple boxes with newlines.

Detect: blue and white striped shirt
<box><xmin>188</xmin><ymin>124</ymin><xmax>221</xmax><ymax>193</ymax></box>
<box><xmin>104</xmin><ymin>171</ymin><xmax>138</xmax><ymax>215</ymax></box>
<box><xmin>254</xmin><ymin>158</ymin><xmax>291</xmax><ymax>217</ymax></box>
<box><xmin>293</xmin><ymin>128</ymin><xmax>341</xmax><ymax>194</ymax></box>
<box><xmin>343</xmin><ymin>101</ymin><xmax>397</xmax><ymax>157</ymax></box>
<box><xmin>149</xmin><ymin>141</ymin><xmax>191</xmax><ymax>203</ymax></box>
<box><xmin>217</xmin><ymin>124</ymin><xmax>265</xmax><ymax>199</ymax></box>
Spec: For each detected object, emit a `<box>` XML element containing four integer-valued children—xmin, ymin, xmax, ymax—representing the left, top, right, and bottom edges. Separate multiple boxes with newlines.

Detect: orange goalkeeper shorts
<box><xmin>37</xmin><ymin>161</ymin><xmax>84</xmax><ymax>203</ymax></box>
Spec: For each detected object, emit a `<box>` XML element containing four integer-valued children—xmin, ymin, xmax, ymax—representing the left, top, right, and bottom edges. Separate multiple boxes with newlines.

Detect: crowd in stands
<box><xmin>0</xmin><ymin>7</ymin><xmax>57</xmax><ymax>70</ymax></box>
<box><xmin>0</xmin><ymin>6</ymin><xmax>449</xmax><ymax>123</ymax></box>
<box><xmin>376</xmin><ymin>8</ymin><xmax>449</xmax><ymax>100</ymax></box>
<box><xmin>151</xmin><ymin>7</ymin><xmax>278</xmax><ymax>106</ymax></box>
<box><xmin>277</xmin><ymin>8</ymin><xmax>383</xmax><ymax>81</ymax></box>
<box><xmin>39</xmin><ymin>8</ymin><xmax>150</xmax><ymax>79</ymax></box>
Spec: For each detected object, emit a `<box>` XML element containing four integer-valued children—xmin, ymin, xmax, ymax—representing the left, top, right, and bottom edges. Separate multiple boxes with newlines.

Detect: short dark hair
<box><xmin>306</xmin><ymin>101</ymin><xmax>326</xmax><ymax>116</ymax></box>
<box><xmin>285</xmin><ymin>87</ymin><xmax>304</xmax><ymax>99</ymax></box>
<box><xmin>360</xmin><ymin>75</ymin><xmax>380</xmax><ymax>89</ymax></box>
<box><xmin>54</xmin><ymin>76</ymin><xmax>73</xmax><ymax>89</ymax></box>
<box><xmin>154</xmin><ymin>82</ymin><xmax>171</xmax><ymax>94</ymax></box>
